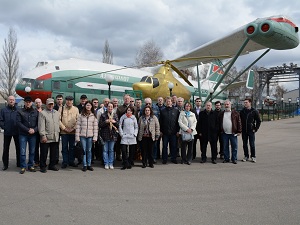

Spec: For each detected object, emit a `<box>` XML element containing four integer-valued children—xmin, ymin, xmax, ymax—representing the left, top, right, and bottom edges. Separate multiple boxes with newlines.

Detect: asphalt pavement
<box><xmin>0</xmin><ymin>117</ymin><xmax>299</xmax><ymax>225</ymax></box>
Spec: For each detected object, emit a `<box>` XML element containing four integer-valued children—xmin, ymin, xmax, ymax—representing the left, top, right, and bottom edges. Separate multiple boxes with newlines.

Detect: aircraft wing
<box><xmin>219</xmin><ymin>81</ymin><xmax>246</xmax><ymax>91</ymax></box>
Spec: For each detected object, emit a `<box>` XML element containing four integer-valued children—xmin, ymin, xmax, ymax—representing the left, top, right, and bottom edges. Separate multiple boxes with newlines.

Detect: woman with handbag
<box><xmin>178</xmin><ymin>102</ymin><xmax>197</xmax><ymax>165</ymax></box>
<box><xmin>99</xmin><ymin>102</ymin><xmax>119</xmax><ymax>170</ymax></box>
<box><xmin>75</xmin><ymin>101</ymin><xmax>98</xmax><ymax>172</ymax></box>
<box><xmin>137</xmin><ymin>106</ymin><xmax>160</xmax><ymax>168</ymax></box>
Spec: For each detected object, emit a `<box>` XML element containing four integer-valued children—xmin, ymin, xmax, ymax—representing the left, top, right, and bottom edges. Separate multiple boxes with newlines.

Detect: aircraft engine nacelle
<box><xmin>244</xmin><ymin>17</ymin><xmax>299</xmax><ymax>50</ymax></box>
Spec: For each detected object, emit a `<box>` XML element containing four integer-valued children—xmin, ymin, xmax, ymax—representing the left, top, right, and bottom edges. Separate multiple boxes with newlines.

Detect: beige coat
<box><xmin>75</xmin><ymin>113</ymin><xmax>98</xmax><ymax>142</ymax></box>
<box><xmin>38</xmin><ymin>109</ymin><xmax>60</xmax><ymax>143</ymax></box>
<box><xmin>59</xmin><ymin>105</ymin><xmax>79</xmax><ymax>134</ymax></box>
<box><xmin>137</xmin><ymin>115</ymin><xmax>160</xmax><ymax>142</ymax></box>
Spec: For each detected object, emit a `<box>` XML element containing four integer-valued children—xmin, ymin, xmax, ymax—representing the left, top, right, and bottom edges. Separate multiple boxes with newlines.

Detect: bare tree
<box><xmin>273</xmin><ymin>84</ymin><xmax>287</xmax><ymax>100</ymax></box>
<box><xmin>0</xmin><ymin>27</ymin><xmax>21</xmax><ymax>99</ymax></box>
<box><xmin>135</xmin><ymin>39</ymin><xmax>163</xmax><ymax>68</ymax></box>
<box><xmin>102</xmin><ymin>40</ymin><xmax>113</xmax><ymax>64</ymax></box>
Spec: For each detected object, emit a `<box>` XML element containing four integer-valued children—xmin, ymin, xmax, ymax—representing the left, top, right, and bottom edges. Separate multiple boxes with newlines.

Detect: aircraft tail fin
<box><xmin>246</xmin><ymin>70</ymin><xmax>254</xmax><ymax>89</ymax></box>
<box><xmin>206</xmin><ymin>62</ymin><xmax>224</xmax><ymax>83</ymax></box>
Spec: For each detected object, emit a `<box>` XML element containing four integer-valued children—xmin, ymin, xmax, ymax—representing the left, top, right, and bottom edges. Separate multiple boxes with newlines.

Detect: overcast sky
<box><xmin>0</xmin><ymin>0</ymin><xmax>300</xmax><ymax>90</ymax></box>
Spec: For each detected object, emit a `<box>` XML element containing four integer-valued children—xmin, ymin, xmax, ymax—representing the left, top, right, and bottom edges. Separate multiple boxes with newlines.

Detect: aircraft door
<box><xmin>51</xmin><ymin>80</ymin><xmax>75</xmax><ymax>99</ymax></box>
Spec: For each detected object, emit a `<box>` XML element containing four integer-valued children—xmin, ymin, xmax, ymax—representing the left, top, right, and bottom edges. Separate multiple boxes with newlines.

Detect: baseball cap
<box><xmin>23</xmin><ymin>96</ymin><xmax>32</xmax><ymax>102</ymax></box>
<box><xmin>65</xmin><ymin>96</ymin><xmax>74</xmax><ymax>100</ymax></box>
<box><xmin>46</xmin><ymin>98</ymin><xmax>55</xmax><ymax>105</ymax></box>
<box><xmin>80</xmin><ymin>94</ymin><xmax>87</xmax><ymax>99</ymax></box>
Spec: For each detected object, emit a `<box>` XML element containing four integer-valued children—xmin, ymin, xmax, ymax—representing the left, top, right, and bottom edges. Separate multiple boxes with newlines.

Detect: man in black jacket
<box><xmin>159</xmin><ymin>97</ymin><xmax>180</xmax><ymax>164</ymax></box>
<box><xmin>240</xmin><ymin>98</ymin><xmax>261</xmax><ymax>163</ymax></box>
<box><xmin>191</xmin><ymin>98</ymin><xmax>202</xmax><ymax>159</ymax></box>
<box><xmin>17</xmin><ymin>96</ymin><xmax>39</xmax><ymax>174</ymax></box>
<box><xmin>0</xmin><ymin>96</ymin><xmax>20</xmax><ymax>170</ymax></box>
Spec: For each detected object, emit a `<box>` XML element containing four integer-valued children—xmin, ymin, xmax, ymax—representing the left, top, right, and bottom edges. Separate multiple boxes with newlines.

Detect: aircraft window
<box><xmin>145</xmin><ymin>77</ymin><xmax>152</xmax><ymax>83</ymax></box>
<box><xmin>53</xmin><ymin>81</ymin><xmax>60</xmax><ymax>90</ymax></box>
<box><xmin>18</xmin><ymin>78</ymin><xmax>35</xmax><ymax>87</ymax></box>
<box><xmin>153</xmin><ymin>78</ymin><xmax>159</xmax><ymax>88</ymax></box>
<box><xmin>67</xmin><ymin>83</ymin><xmax>73</xmax><ymax>89</ymax></box>
<box><xmin>140</xmin><ymin>76</ymin><xmax>147</xmax><ymax>82</ymax></box>
<box><xmin>34</xmin><ymin>80</ymin><xmax>44</xmax><ymax>89</ymax></box>
<box><xmin>101</xmin><ymin>90</ymin><xmax>104</xmax><ymax>94</ymax></box>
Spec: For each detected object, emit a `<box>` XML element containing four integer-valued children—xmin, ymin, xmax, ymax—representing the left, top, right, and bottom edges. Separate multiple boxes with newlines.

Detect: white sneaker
<box><xmin>242</xmin><ymin>157</ymin><xmax>248</xmax><ymax>162</ymax></box>
<box><xmin>252</xmin><ymin>157</ymin><xmax>256</xmax><ymax>163</ymax></box>
<box><xmin>104</xmin><ymin>165</ymin><xmax>109</xmax><ymax>170</ymax></box>
<box><xmin>109</xmin><ymin>165</ymin><xmax>114</xmax><ymax>170</ymax></box>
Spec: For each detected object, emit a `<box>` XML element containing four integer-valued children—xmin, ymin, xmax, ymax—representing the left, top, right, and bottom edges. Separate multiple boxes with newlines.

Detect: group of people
<box><xmin>0</xmin><ymin>93</ymin><xmax>261</xmax><ymax>174</ymax></box>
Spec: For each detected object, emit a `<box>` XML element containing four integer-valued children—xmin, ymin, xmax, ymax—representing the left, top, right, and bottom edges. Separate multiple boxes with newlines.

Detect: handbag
<box><xmin>74</xmin><ymin>141</ymin><xmax>84</xmax><ymax>160</ymax></box>
<box><xmin>98</xmin><ymin>134</ymin><xmax>105</xmax><ymax>146</ymax></box>
<box><xmin>181</xmin><ymin>131</ymin><xmax>194</xmax><ymax>142</ymax></box>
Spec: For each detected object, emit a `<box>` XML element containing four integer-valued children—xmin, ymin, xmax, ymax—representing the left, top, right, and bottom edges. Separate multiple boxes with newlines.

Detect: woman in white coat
<box><xmin>178</xmin><ymin>102</ymin><xmax>197</xmax><ymax>165</ymax></box>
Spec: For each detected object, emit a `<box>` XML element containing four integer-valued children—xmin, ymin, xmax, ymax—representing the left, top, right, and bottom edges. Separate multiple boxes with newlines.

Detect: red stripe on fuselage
<box><xmin>269</xmin><ymin>17</ymin><xmax>297</xmax><ymax>28</ymax></box>
<box><xmin>16</xmin><ymin>90</ymin><xmax>52</xmax><ymax>104</ymax></box>
<box><xmin>37</xmin><ymin>73</ymin><xmax>52</xmax><ymax>80</ymax></box>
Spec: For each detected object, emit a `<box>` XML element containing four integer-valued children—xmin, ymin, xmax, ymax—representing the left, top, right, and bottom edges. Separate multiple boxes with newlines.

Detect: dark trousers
<box><xmin>34</xmin><ymin>133</ymin><xmax>40</xmax><ymax>164</ymax></box>
<box><xmin>40</xmin><ymin>142</ymin><xmax>59</xmax><ymax>169</ymax></box>
<box><xmin>242</xmin><ymin>131</ymin><xmax>256</xmax><ymax>158</ymax></box>
<box><xmin>181</xmin><ymin>140</ymin><xmax>193</xmax><ymax>163</ymax></box>
<box><xmin>92</xmin><ymin>141</ymin><xmax>102</xmax><ymax>161</ymax></box>
<box><xmin>200</xmin><ymin>138</ymin><xmax>217</xmax><ymax>161</ymax></box>
<box><xmin>156</xmin><ymin>136</ymin><xmax>161</xmax><ymax>159</ymax></box>
<box><xmin>115</xmin><ymin>136</ymin><xmax>122</xmax><ymax>159</ymax></box>
<box><xmin>192</xmin><ymin>134</ymin><xmax>201</xmax><ymax>159</ymax></box>
<box><xmin>217</xmin><ymin>132</ymin><xmax>224</xmax><ymax>156</ymax></box>
<box><xmin>121</xmin><ymin>144</ymin><xmax>135</xmax><ymax>166</ymax></box>
<box><xmin>141</xmin><ymin>137</ymin><xmax>154</xmax><ymax>166</ymax></box>
<box><xmin>2</xmin><ymin>135</ymin><xmax>20</xmax><ymax>167</ymax></box>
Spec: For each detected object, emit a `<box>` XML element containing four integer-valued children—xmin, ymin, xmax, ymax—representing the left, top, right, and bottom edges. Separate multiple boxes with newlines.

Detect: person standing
<box><xmin>178</xmin><ymin>102</ymin><xmax>197</xmax><ymax>165</ymax></box>
<box><xmin>214</xmin><ymin>101</ymin><xmax>224</xmax><ymax>159</ymax></box>
<box><xmin>77</xmin><ymin>94</ymin><xmax>88</xmax><ymax>113</ymax></box>
<box><xmin>34</xmin><ymin>98</ymin><xmax>43</xmax><ymax>167</ymax></box>
<box><xmin>219</xmin><ymin>100</ymin><xmax>242</xmax><ymax>164</ymax></box>
<box><xmin>99</xmin><ymin>102</ymin><xmax>119</xmax><ymax>170</ymax></box>
<box><xmin>240</xmin><ymin>98</ymin><xmax>261</xmax><ymax>163</ymax></box>
<box><xmin>191</xmin><ymin>98</ymin><xmax>202</xmax><ymax>159</ymax></box>
<box><xmin>59</xmin><ymin>96</ymin><xmax>79</xmax><ymax>168</ymax></box>
<box><xmin>0</xmin><ymin>96</ymin><xmax>20</xmax><ymax>170</ymax></box>
<box><xmin>38</xmin><ymin>98</ymin><xmax>60</xmax><ymax>173</ymax></box>
<box><xmin>17</xmin><ymin>96</ymin><xmax>39</xmax><ymax>174</ymax></box>
<box><xmin>75</xmin><ymin>101</ymin><xmax>98</xmax><ymax>172</ymax></box>
<box><xmin>54</xmin><ymin>94</ymin><xmax>63</xmax><ymax>111</ymax></box>
<box><xmin>138</xmin><ymin>106</ymin><xmax>160</xmax><ymax>168</ymax></box>
<box><xmin>119</xmin><ymin>106</ymin><xmax>138</xmax><ymax>170</ymax></box>
<box><xmin>198</xmin><ymin>102</ymin><xmax>218</xmax><ymax>164</ymax></box>
<box><xmin>155</xmin><ymin>96</ymin><xmax>165</xmax><ymax>160</ymax></box>
<box><xmin>160</xmin><ymin>97</ymin><xmax>180</xmax><ymax>164</ymax></box>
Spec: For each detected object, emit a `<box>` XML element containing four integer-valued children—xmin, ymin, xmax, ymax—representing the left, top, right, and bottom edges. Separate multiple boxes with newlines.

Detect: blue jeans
<box><xmin>242</xmin><ymin>131</ymin><xmax>256</xmax><ymax>158</ymax></box>
<box><xmin>162</xmin><ymin>134</ymin><xmax>177</xmax><ymax>161</ymax></box>
<box><xmin>61</xmin><ymin>134</ymin><xmax>75</xmax><ymax>165</ymax></box>
<box><xmin>19</xmin><ymin>134</ymin><xmax>36</xmax><ymax>169</ymax></box>
<box><xmin>80</xmin><ymin>137</ymin><xmax>92</xmax><ymax>167</ymax></box>
<box><xmin>103</xmin><ymin>141</ymin><xmax>115</xmax><ymax>166</ymax></box>
<box><xmin>222</xmin><ymin>133</ymin><xmax>238</xmax><ymax>162</ymax></box>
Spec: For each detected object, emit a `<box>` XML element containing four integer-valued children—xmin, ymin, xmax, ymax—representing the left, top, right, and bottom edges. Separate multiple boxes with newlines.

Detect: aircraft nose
<box><xmin>132</xmin><ymin>82</ymin><xmax>152</xmax><ymax>97</ymax></box>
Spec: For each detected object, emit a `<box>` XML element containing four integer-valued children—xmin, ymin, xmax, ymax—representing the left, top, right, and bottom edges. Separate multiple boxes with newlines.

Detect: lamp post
<box><xmin>209</xmin><ymin>88</ymin><xmax>214</xmax><ymax>102</ymax></box>
<box><xmin>262</xmin><ymin>100</ymin><xmax>264</xmax><ymax>122</ymax></box>
<box><xmin>105</xmin><ymin>74</ymin><xmax>114</xmax><ymax>99</ymax></box>
<box><xmin>267</xmin><ymin>96</ymin><xmax>270</xmax><ymax>121</ymax></box>
<box><xmin>297</xmin><ymin>99</ymin><xmax>299</xmax><ymax>116</ymax></box>
<box><xmin>288</xmin><ymin>98</ymin><xmax>291</xmax><ymax>117</ymax></box>
<box><xmin>25</xmin><ymin>86</ymin><xmax>31</xmax><ymax>95</ymax></box>
<box><xmin>281</xmin><ymin>97</ymin><xmax>284</xmax><ymax>118</ymax></box>
<box><xmin>168</xmin><ymin>82</ymin><xmax>174</xmax><ymax>97</ymax></box>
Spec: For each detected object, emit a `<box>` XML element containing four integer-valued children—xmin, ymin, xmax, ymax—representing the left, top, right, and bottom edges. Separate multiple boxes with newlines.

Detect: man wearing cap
<box><xmin>0</xmin><ymin>96</ymin><xmax>20</xmax><ymax>170</ymax></box>
<box><xmin>17</xmin><ymin>96</ymin><xmax>39</xmax><ymax>174</ymax></box>
<box><xmin>59</xmin><ymin>96</ymin><xmax>79</xmax><ymax>168</ymax></box>
<box><xmin>38</xmin><ymin>98</ymin><xmax>60</xmax><ymax>173</ymax></box>
<box><xmin>34</xmin><ymin>98</ymin><xmax>43</xmax><ymax>167</ymax></box>
<box><xmin>77</xmin><ymin>94</ymin><xmax>88</xmax><ymax>113</ymax></box>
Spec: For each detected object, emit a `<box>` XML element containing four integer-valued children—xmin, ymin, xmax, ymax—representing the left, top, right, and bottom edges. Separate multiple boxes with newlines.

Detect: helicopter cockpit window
<box><xmin>145</xmin><ymin>77</ymin><xmax>152</xmax><ymax>83</ymax></box>
<box><xmin>140</xmin><ymin>76</ymin><xmax>147</xmax><ymax>82</ymax></box>
<box><xmin>34</xmin><ymin>80</ymin><xmax>44</xmax><ymax>89</ymax></box>
<box><xmin>152</xmin><ymin>78</ymin><xmax>159</xmax><ymax>88</ymax></box>
<box><xmin>18</xmin><ymin>78</ymin><xmax>35</xmax><ymax>87</ymax></box>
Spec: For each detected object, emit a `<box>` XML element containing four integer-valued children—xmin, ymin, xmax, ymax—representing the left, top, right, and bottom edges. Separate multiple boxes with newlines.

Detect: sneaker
<box><xmin>104</xmin><ymin>165</ymin><xmax>109</xmax><ymax>170</ymax></box>
<box><xmin>252</xmin><ymin>157</ymin><xmax>256</xmax><ymax>163</ymax></box>
<box><xmin>109</xmin><ymin>165</ymin><xmax>114</xmax><ymax>170</ymax></box>
<box><xmin>20</xmin><ymin>168</ymin><xmax>26</xmax><ymax>174</ymax></box>
<box><xmin>242</xmin><ymin>157</ymin><xmax>248</xmax><ymax>162</ymax></box>
<box><xmin>87</xmin><ymin>166</ymin><xmax>94</xmax><ymax>171</ymax></box>
<box><xmin>29</xmin><ymin>167</ymin><xmax>36</xmax><ymax>172</ymax></box>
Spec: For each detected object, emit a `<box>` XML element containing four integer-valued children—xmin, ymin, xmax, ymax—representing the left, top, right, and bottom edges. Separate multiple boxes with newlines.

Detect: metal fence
<box><xmin>258</xmin><ymin>102</ymin><xmax>299</xmax><ymax>122</ymax></box>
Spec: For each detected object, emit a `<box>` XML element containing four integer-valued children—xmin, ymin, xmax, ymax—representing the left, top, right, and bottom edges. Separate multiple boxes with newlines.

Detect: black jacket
<box><xmin>198</xmin><ymin>109</ymin><xmax>218</xmax><ymax>141</ymax></box>
<box><xmin>0</xmin><ymin>105</ymin><xmax>19</xmax><ymax>135</ymax></box>
<box><xmin>17</xmin><ymin>107</ymin><xmax>39</xmax><ymax>136</ymax></box>
<box><xmin>240</xmin><ymin>107</ymin><xmax>261</xmax><ymax>133</ymax></box>
<box><xmin>159</xmin><ymin>106</ymin><xmax>180</xmax><ymax>135</ymax></box>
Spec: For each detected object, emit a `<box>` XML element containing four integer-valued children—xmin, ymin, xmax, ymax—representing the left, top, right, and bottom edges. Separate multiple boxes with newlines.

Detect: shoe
<box><xmin>87</xmin><ymin>166</ymin><xmax>94</xmax><ymax>171</ymax></box>
<box><xmin>187</xmin><ymin>161</ymin><xmax>191</xmax><ymax>165</ymax></box>
<box><xmin>180</xmin><ymin>160</ymin><xmax>184</xmax><ymax>164</ymax></box>
<box><xmin>212</xmin><ymin>160</ymin><xmax>217</xmax><ymax>164</ymax></box>
<box><xmin>48</xmin><ymin>166</ymin><xmax>59</xmax><ymax>171</ymax></box>
<box><xmin>252</xmin><ymin>157</ymin><xmax>256</xmax><ymax>163</ymax></box>
<box><xmin>82</xmin><ymin>166</ymin><xmax>87</xmax><ymax>172</ymax></box>
<box><xmin>109</xmin><ymin>165</ymin><xmax>114</xmax><ymax>170</ymax></box>
<box><xmin>142</xmin><ymin>164</ymin><xmax>146</xmax><ymax>168</ymax></box>
<box><xmin>20</xmin><ymin>168</ymin><xmax>26</xmax><ymax>174</ymax></box>
<box><xmin>2</xmin><ymin>166</ymin><xmax>8</xmax><ymax>171</ymax></box>
<box><xmin>40</xmin><ymin>168</ymin><xmax>47</xmax><ymax>173</ymax></box>
<box><xmin>171</xmin><ymin>160</ymin><xmax>178</xmax><ymax>164</ymax></box>
<box><xmin>162</xmin><ymin>160</ymin><xmax>167</xmax><ymax>164</ymax></box>
<box><xmin>149</xmin><ymin>164</ymin><xmax>154</xmax><ymax>168</ymax></box>
<box><xmin>242</xmin><ymin>157</ymin><xmax>248</xmax><ymax>162</ymax></box>
<box><xmin>29</xmin><ymin>167</ymin><xmax>36</xmax><ymax>172</ymax></box>
<box><xmin>34</xmin><ymin>163</ymin><xmax>39</xmax><ymax>168</ymax></box>
<box><xmin>131</xmin><ymin>161</ymin><xmax>134</xmax><ymax>166</ymax></box>
<box><xmin>223</xmin><ymin>160</ymin><xmax>230</xmax><ymax>163</ymax></box>
<box><xmin>121</xmin><ymin>166</ymin><xmax>126</xmax><ymax>170</ymax></box>
<box><xmin>200</xmin><ymin>160</ymin><xmax>206</xmax><ymax>163</ymax></box>
<box><xmin>153</xmin><ymin>159</ymin><xmax>157</xmax><ymax>164</ymax></box>
<box><xmin>127</xmin><ymin>165</ymin><xmax>132</xmax><ymax>169</ymax></box>
<box><xmin>61</xmin><ymin>164</ymin><xmax>67</xmax><ymax>169</ymax></box>
<box><xmin>232</xmin><ymin>160</ymin><xmax>237</xmax><ymax>164</ymax></box>
<box><xmin>69</xmin><ymin>163</ymin><xmax>78</xmax><ymax>167</ymax></box>
<box><xmin>105</xmin><ymin>165</ymin><xmax>109</xmax><ymax>170</ymax></box>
